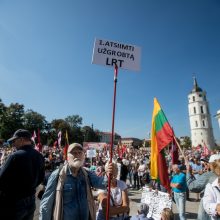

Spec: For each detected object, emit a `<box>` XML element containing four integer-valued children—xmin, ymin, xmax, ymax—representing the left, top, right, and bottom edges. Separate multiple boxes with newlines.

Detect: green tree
<box><xmin>64</xmin><ymin>115</ymin><xmax>84</xmax><ymax>144</ymax></box>
<box><xmin>0</xmin><ymin>103</ymin><xmax>25</xmax><ymax>140</ymax></box>
<box><xmin>50</xmin><ymin>119</ymin><xmax>72</xmax><ymax>145</ymax></box>
<box><xmin>51</xmin><ymin>119</ymin><xmax>71</xmax><ymax>132</ymax></box>
<box><xmin>0</xmin><ymin>99</ymin><xmax>7</xmax><ymax>141</ymax></box>
<box><xmin>180</xmin><ymin>136</ymin><xmax>192</xmax><ymax>149</ymax></box>
<box><xmin>65</xmin><ymin>115</ymin><xmax>82</xmax><ymax>128</ymax></box>
<box><xmin>23</xmin><ymin>109</ymin><xmax>47</xmax><ymax>133</ymax></box>
<box><xmin>81</xmin><ymin>126</ymin><xmax>100</xmax><ymax>142</ymax></box>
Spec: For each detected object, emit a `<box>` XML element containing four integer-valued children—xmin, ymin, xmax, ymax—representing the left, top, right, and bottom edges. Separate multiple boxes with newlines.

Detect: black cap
<box><xmin>8</xmin><ymin>129</ymin><xmax>32</xmax><ymax>143</ymax></box>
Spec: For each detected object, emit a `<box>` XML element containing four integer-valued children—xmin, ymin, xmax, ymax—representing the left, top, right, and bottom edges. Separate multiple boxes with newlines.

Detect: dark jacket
<box><xmin>0</xmin><ymin>145</ymin><xmax>45</xmax><ymax>218</ymax></box>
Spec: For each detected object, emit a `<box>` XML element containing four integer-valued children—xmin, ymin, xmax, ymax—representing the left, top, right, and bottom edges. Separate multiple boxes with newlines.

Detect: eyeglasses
<box><xmin>70</xmin><ymin>151</ymin><xmax>83</xmax><ymax>156</ymax></box>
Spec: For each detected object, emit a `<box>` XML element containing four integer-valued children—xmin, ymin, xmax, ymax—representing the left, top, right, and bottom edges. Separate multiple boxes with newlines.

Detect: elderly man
<box><xmin>170</xmin><ymin>164</ymin><xmax>187</xmax><ymax>220</ymax></box>
<box><xmin>40</xmin><ymin>143</ymin><xmax>113</xmax><ymax>220</ymax></box>
<box><xmin>0</xmin><ymin>129</ymin><xmax>45</xmax><ymax>220</ymax></box>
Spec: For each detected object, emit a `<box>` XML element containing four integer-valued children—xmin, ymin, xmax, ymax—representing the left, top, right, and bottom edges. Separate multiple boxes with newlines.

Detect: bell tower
<box><xmin>188</xmin><ymin>77</ymin><xmax>215</xmax><ymax>149</ymax></box>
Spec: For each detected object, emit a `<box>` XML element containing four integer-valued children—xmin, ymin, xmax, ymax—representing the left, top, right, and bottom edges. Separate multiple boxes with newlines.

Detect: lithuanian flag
<box><xmin>150</xmin><ymin>98</ymin><xmax>174</xmax><ymax>192</ymax></box>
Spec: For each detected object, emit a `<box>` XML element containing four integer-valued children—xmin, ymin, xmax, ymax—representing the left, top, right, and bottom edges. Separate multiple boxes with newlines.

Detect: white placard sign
<box><xmin>92</xmin><ymin>38</ymin><xmax>141</xmax><ymax>71</ymax></box>
<box><xmin>141</xmin><ymin>187</ymin><xmax>172</xmax><ymax>220</ymax></box>
<box><xmin>86</xmin><ymin>149</ymin><xmax>96</xmax><ymax>158</ymax></box>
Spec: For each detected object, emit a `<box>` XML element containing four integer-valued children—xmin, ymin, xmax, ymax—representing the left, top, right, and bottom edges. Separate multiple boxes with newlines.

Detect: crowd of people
<box><xmin>0</xmin><ymin>128</ymin><xmax>220</xmax><ymax>220</ymax></box>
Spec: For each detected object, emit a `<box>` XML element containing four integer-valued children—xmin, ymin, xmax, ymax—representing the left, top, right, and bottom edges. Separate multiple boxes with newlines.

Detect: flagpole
<box><xmin>173</xmin><ymin>136</ymin><xmax>186</xmax><ymax>160</ymax></box>
<box><xmin>106</xmin><ymin>64</ymin><xmax>118</xmax><ymax>220</ymax></box>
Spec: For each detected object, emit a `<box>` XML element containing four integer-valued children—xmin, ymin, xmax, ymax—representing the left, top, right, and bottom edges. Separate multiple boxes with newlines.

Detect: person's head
<box><xmin>8</xmin><ymin>129</ymin><xmax>32</xmax><ymax>149</ymax></box>
<box><xmin>45</xmin><ymin>161</ymin><xmax>52</xmax><ymax>171</ymax></box>
<box><xmin>172</xmin><ymin>164</ymin><xmax>180</xmax><ymax>174</ymax></box>
<box><xmin>209</xmin><ymin>154</ymin><xmax>220</xmax><ymax>171</ymax></box>
<box><xmin>194</xmin><ymin>158</ymin><xmax>200</xmax><ymax>164</ymax></box>
<box><xmin>160</xmin><ymin>208</ymin><xmax>174</xmax><ymax>220</ymax></box>
<box><xmin>117</xmin><ymin>157</ymin><xmax>122</xmax><ymax>164</ymax></box>
<box><xmin>67</xmin><ymin>143</ymin><xmax>85</xmax><ymax>169</ymax></box>
<box><xmin>138</xmin><ymin>203</ymin><xmax>149</xmax><ymax>216</ymax></box>
<box><xmin>211</xmin><ymin>159</ymin><xmax>220</xmax><ymax>176</ymax></box>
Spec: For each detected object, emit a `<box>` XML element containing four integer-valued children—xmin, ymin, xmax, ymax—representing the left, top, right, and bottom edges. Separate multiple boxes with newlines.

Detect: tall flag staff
<box><xmin>106</xmin><ymin>64</ymin><xmax>118</xmax><ymax>220</ymax></box>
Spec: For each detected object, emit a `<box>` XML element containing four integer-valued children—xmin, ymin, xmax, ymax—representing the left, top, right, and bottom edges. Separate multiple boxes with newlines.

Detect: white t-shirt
<box><xmin>98</xmin><ymin>179</ymin><xmax>127</xmax><ymax>208</ymax></box>
<box><xmin>138</xmin><ymin>164</ymin><xmax>146</xmax><ymax>177</ymax></box>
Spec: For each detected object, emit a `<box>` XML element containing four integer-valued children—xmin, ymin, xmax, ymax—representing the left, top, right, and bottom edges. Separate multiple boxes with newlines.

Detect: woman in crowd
<box><xmin>96</xmin><ymin>162</ymin><xmax>130</xmax><ymax>220</ymax></box>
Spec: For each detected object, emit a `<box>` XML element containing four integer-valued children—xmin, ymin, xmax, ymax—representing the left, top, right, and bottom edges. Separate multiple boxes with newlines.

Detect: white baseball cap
<box><xmin>209</xmin><ymin>154</ymin><xmax>220</xmax><ymax>163</ymax></box>
<box><xmin>68</xmin><ymin>143</ymin><xmax>83</xmax><ymax>153</ymax></box>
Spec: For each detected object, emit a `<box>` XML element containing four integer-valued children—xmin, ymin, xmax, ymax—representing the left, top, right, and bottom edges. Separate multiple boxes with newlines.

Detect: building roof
<box><xmin>190</xmin><ymin>77</ymin><xmax>203</xmax><ymax>93</ymax></box>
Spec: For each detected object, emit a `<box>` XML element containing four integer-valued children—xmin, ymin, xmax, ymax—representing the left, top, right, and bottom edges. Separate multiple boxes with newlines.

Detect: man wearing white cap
<box><xmin>40</xmin><ymin>143</ymin><xmax>113</xmax><ymax>220</ymax></box>
<box><xmin>186</xmin><ymin>154</ymin><xmax>220</xmax><ymax>220</ymax></box>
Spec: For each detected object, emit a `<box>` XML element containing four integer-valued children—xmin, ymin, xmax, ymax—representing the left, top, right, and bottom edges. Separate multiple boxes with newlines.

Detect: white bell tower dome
<box><xmin>188</xmin><ymin>77</ymin><xmax>215</xmax><ymax>150</ymax></box>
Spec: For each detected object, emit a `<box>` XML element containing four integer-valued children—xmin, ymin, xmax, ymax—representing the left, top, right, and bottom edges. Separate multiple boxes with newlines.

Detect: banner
<box><xmin>141</xmin><ymin>187</ymin><xmax>172</xmax><ymax>220</ymax></box>
<box><xmin>83</xmin><ymin>142</ymin><xmax>110</xmax><ymax>151</ymax></box>
<box><xmin>86</xmin><ymin>149</ymin><xmax>97</xmax><ymax>158</ymax></box>
<box><xmin>92</xmin><ymin>38</ymin><xmax>141</xmax><ymax>71</ymax></box>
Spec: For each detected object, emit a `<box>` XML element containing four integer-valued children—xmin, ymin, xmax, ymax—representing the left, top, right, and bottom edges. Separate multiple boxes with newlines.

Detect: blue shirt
<box><xmin>171</xmin><ymin>172</ymin><xmax>186</xmax><ymax>193</ymax></box>
<box><xmin>40</xmin><ymin>166</ymin><xmax>107</xmax><ymax>220</ymax></box>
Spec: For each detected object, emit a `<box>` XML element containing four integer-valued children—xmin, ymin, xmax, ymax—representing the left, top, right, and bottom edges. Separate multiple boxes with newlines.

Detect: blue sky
<box><xmin>0</xmin><ymin>0</ymin><xmax>220</xmax><ymax>142</ymax></box>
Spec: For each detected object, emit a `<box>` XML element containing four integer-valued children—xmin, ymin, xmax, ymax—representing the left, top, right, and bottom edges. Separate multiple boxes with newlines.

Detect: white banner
<box><xmin>141</xmin><ymin>187</ymin><xmax>172</xmax><ymax>220</ymax></box>
<box><xmin>92</xmin><ymin>38</ymin><xmax>141</xmax><ymax>71</ymax></box>
<box><xmin>83</xmin><ymin>142</ymin><xmax>109</xmax><ymax>151</ymax></box>
<box><xmin>86</xmin><ymin>149</ymin><xmax>96</xmax><ymax>158</ymax></box>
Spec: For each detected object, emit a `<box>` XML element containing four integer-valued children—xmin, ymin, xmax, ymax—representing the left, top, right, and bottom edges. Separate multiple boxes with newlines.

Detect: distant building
<box><xmin>188</xmin><ymin>77</ymin><xmax>215</xmax><ymax>150</ymax></box>
<box><xmin>121</xmin><ymin>137</ymin><xmax>142</xmax><ymax>148</ymax></box>
<box><xmin>99</xmin><ymin>131</ymin><xmax>121</xmax><ymax>145</ymax></box>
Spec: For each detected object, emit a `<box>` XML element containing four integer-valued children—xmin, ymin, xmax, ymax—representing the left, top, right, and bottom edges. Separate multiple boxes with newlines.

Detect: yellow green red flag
<box><xmin>150</xmin><ymin>98</ymin><xmax>174</xmax><ymax>192</ymax></box>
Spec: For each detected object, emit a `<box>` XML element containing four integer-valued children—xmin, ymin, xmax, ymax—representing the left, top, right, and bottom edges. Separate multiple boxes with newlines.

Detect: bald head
<box><xmin>172</xmin><ymin>164</ymin><xmax>180</xmax><ymax>174</ymax></box>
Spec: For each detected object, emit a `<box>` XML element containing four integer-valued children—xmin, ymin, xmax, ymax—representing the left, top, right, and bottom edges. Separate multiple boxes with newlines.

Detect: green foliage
<box><xmin>23</xmin><ymin>109</ymin><xmax>48</xmax><ymax>133</ymax></box>
<box><xmin>0</xmin><ymin>98</ymin><xmax>100</xmax><ymax>145</ymax></box>
<box><xmin>142</xmin><ymin>139</ymin><xmax>150</xmax><ymax>148</ymax></box>
<box><xmin>180</xmin><ymin>136</ymin><xmax>192</xmax><ymax>149</ymax></box>
<box><xmin>51</xmin><ymin>119</ymin><xmax>71</xmax><ymax>132</ymax></box>
<box><xmin>81</xmin><ymin>126</ymin><xmax>100</xmax><ymax>142</ymax></box>
<box><xmin>0</xmin><ymin>102</ymin><xmax>25</xmax><ymax>139</ymax></box>
<box><xmin>65</xmin><ymin>115</ymin><xmax>82</xmax><ymax>128</ymax></box>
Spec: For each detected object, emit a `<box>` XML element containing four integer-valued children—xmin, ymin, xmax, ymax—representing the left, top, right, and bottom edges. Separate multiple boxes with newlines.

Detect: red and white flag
<box><xmin>58</xmin><ymin>131</ymin><xmax>62</xmax><ymax>147</ymax></box>
<box><xmin>31</xmin><ymin>130</ymin><xmax>37</xmax><ymax>143</ymax></box>
<box><xmin>203</xmin><ymin>143</ymin><xmax>209</xmax><ymax>156</ymax></box>
<box><xmin>36</xmin><ymin>128</ymin><xmax>43</xmax><ymax>152</ymax></box>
